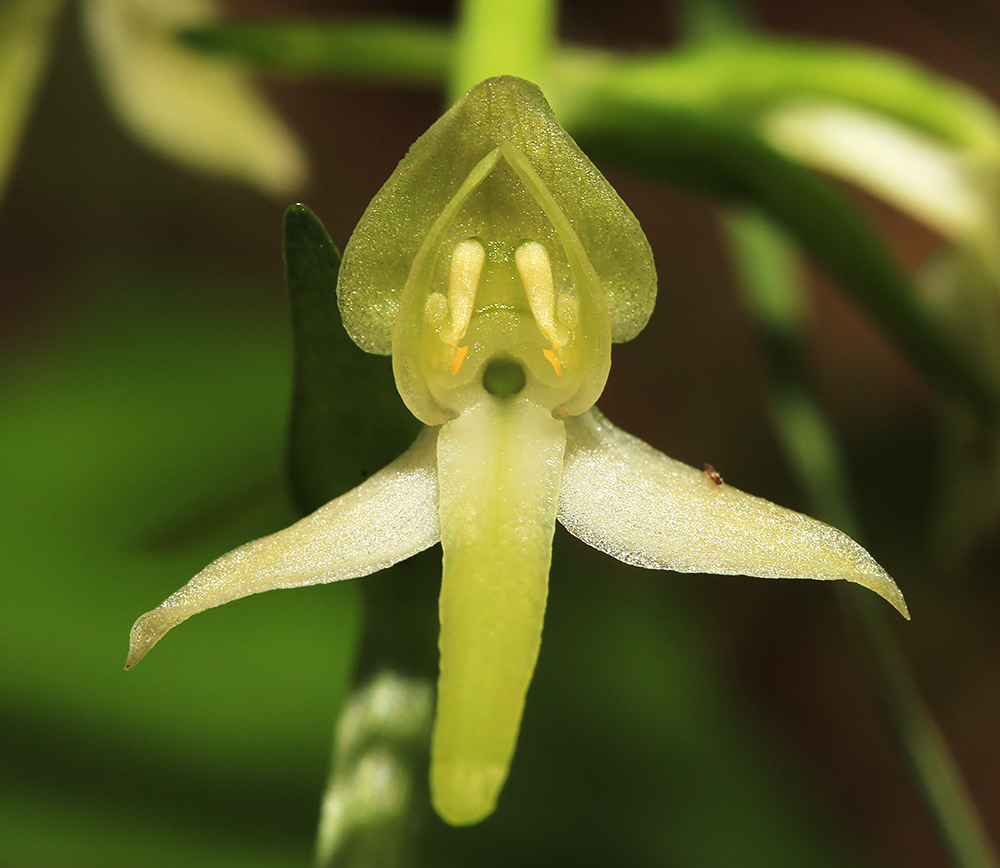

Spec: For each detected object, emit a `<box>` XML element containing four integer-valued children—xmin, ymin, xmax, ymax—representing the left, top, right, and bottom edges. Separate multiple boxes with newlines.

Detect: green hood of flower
<box><xmin>337</xmin><ymin>76</ymin><xmax>657</xmax><ymax>424</ymax></box>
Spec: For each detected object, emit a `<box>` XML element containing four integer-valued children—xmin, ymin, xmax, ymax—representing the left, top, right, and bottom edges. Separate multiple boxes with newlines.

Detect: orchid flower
<box><xmin>127</xmin><ymin>76</ymin><xmax>907</xmax><ymax>827</ymax></box>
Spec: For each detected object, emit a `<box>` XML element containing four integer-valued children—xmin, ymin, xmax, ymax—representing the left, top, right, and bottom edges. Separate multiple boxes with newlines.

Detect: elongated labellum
<box><xmin>433</xmin><ymin>394</ymin><xmax>564</xmax><ymax>824</ymax></box>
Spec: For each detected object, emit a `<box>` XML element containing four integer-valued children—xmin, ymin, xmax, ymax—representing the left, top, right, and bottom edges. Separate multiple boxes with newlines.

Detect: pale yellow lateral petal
<box><xmin>126</xmin><ymin>427</ymin><xmax>440</xmax><ymax>669</ymax></box>
<box><xmin>433</xmin><ymin>394</ymin><xmax>565</xmax><ymax>825</ymax></box>
<box><xmin>559</xmin><ymin>408</ymin><xmax>908</xmax><ymax>617</ymax></box>
<box><xmin>82</xmin><ymin>0</ymin><xmax>306</xmax><ymax>196</ymax></box>
<box><xmin>0</xmin><ymin>0</ymin><xmax>65</xmax><ymax>202</ymax></box>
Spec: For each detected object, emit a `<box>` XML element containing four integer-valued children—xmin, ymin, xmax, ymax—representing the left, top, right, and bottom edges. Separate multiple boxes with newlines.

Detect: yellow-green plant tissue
<box><xmin>127</xmin><ymin>76</ymin><xmax>907</xmax><ymax>828</ymax></box>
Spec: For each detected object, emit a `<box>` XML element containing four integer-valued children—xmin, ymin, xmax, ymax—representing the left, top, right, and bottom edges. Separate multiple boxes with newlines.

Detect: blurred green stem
<box><xmin>449</xmin><ymin>0</ymin><xmax>556</xmax><ymax>102</ymax></box>
<box><xmin>726</xmin><ymin>205</ymin><xmax>999</xmax><ymax>868</ymax></box>
<box><xmin>314</xmin><ymin>563</ymin><xmax>438</xmax><ymax>868</ymax></box>
<box><xmin>854</xmin><ymin>591</ymin><xmax>999</xmax><ymax>868</ymax></box>
<box><xmin>724</xmin><ymin>205</ymin><xmax>856</xmax><ymax>532</ymax></box>
<box><xmin>178</xmin><ymin>20</ymin><xmax>452</xmax><ymax>85</ymax></box>
<box><xmin>677</xmin><ymin>0</ymin><xmax>751</xmax><ymax>42</ymax></box>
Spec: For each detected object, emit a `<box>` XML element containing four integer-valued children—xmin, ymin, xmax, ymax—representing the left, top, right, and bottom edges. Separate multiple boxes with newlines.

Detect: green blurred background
<box><xmin>2</xmin><ymin>1</ymin><xmax>999</xmax><ymax>866</ymax></box>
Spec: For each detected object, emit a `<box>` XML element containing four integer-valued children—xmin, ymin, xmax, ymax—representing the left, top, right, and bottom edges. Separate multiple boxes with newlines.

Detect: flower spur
<box><xmin>127</xmin><ymin>76</ymin><xmax>907</xmax><ymax>827</ymax></box>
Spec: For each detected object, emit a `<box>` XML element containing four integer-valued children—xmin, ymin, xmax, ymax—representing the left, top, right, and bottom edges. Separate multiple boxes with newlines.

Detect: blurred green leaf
<box><xmin>570</xmin><ymin>102</ymin><xmax>999</xmax><ymax>419</ymax></box>
<box><xmin>82</xmin><ymin>0</ymin><xmax>307</xmax><ymax>196</ymax></box>
<box><xmin>587</xmin><ymin>39</ymin><xmax>1000</xmax><ymax>160</ymax></box>
<box><xmin>0</xmin><ymin>271</ymin><xmax>359</xmax><ymax>864</ymax></box>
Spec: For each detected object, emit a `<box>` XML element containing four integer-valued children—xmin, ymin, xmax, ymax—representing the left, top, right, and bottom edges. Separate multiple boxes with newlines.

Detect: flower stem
<box><xmin>677</xmin><ymin>0</ymin><xmax>752</xmax><ymax>42</ymax></box>
<box><xmin>725</xmin><ymin>204</ymin><xmax>999</xmax><ymax>868</ymax></box>
<box><xmin>449</xmin><ymin>0</ymin><xmax>557</xmax><ymax>103</ymax></box>
<box><xmin>853</xmin><ymin>590</ymin><xmax>999</xmax><ymax>868</ymax></box>
<box><xmin>314</xmin><ymin>566</ymin><xmax>439</xmax><ymax>868</ymax></box>
<box><xmin>177</xmin><ymin>20</ymin><xmax>451</xmax><ymax>86</ymax></box>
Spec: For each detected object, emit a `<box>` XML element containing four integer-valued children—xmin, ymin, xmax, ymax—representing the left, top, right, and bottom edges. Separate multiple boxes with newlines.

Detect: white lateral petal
<box><xmin>432</xmin><ymin>394</ymin><xmax>565</xmax><ymax>825</ymax></box>
<box><xmin>558</xmin><ymin>409</ymin><xmax>908</xmax><ymax>618</ymax></box>
<box><xmin>127</xmin><ymin>426</ymin><xmax>441</xmax><ymax>668</ymax></box>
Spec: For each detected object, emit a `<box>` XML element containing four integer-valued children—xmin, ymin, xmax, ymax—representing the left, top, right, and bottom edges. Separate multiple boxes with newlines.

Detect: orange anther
<box><xmin>450</xmin><ymin>345</ymin><xmax>469</xmax><ymax>375</ymax></box>
<box><xmin>542</xmin><ymin>348</ymin><xmax>562</xmax><ymax>377</ymax></box>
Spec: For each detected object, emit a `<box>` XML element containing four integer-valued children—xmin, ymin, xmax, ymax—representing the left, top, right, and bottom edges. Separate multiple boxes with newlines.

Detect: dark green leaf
<box><xmin>284</xmin><ymin>203</ymin><xmax>421</xmax><ymax>514</ymax></box>
<box><xmin>283</xmin><ymin>205</ymin><xmax>437</xmax><ymax>868</ymax></box>
<box><xmin>0</xmin><ymin>277</ymin><xmax>359</xmax><ymax>865</ymax></box>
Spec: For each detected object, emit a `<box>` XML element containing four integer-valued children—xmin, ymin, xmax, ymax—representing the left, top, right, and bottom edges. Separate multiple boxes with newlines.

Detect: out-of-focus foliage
<box><xmin>4</xmin><ymin>0</ymin><xmax>1000</xmax><ymax>867</ymax></box>
<box><xmin>0</xmin><ymin>274</ymin><xmax>358</xmax><ymax>866</ymax></box>
<box><xmin>0</xmin><ymin>0</ymin><xmax>306</xmax><ymax>200</ymax></box>
<box><xmin>0</xmin><ymin>0</ymin><xmax>65</xmax><ymax>201</ymax></box>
